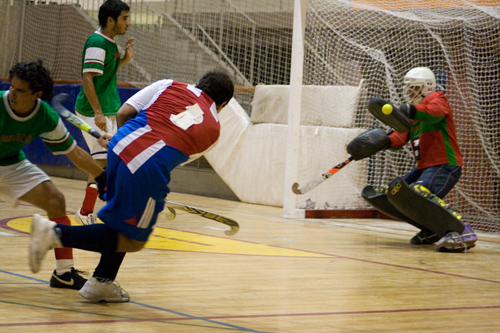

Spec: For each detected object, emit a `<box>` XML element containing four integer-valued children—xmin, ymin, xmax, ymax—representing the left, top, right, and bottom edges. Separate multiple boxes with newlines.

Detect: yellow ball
<box><xmin>382</xmin><ymin>104</ymin><xmax>393</xmax><ymax>115</ymax></box>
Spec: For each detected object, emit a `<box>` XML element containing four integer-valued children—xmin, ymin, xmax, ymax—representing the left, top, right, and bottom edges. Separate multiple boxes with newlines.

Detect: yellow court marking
<box><xmin>146</xmin><ymin>227</ymin><xmax>330</xmax><ymax>257</ymax></box>
<box><xmin>7</xmin><ymin>216</ymin><xmax>332</xmax><ymax>258</ymax></box>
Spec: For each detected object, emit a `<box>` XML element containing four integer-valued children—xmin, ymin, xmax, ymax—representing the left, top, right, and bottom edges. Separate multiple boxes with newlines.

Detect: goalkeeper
<box><xmin>353</xmin><ymin>67</ymin><xmax>476</xmax><ymax>252</ymax></box>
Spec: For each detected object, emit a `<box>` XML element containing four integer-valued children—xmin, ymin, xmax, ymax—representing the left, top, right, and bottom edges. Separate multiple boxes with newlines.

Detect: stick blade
<box><xmin>224</xmin><ymin>224</ymin><xmax>239</xmax><ymax>236</ymax></box>
<box><xmin>52</xmin><ymin>92</ymin><xmax>69</xmax><ymax>105</ymax></box>
<box><xmin>291</xmin><ymin>176</ymin><xmax>324</xmax><ymax>195</ymax></box>
<box><xmin>165</xmin><ymin>207</ymin><xmax>176</xmax><ymax>220</ymax></box>
<box><xmin>52</xmin><ymin>93</ymin><xmax>71</xmax><ymax>117</ymax></box>
<box><xmin>291</xmin><ymin>182</ymin><xmax>303</xmax><ymax>194</ymax></box>
<box><xmin>52</xmin><ymin>93</ymin><xmax>101</xmax><ymax>139</ymax></box>
<box><xmin>165</xmin><ymin>200</ymin><xmax>239</xmax><ymax>236</ymax></box>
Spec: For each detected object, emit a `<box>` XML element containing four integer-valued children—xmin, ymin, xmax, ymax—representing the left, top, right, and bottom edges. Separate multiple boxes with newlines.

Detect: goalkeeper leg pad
<box><xmin>361</xmin><ymin>185</ymin><xmax>436</xmax><ymax>236</ymax></box>
<box><xmin>386</xmin><ymin>177</ymin><xmax>465</xmax><ymax>238</ymax></box>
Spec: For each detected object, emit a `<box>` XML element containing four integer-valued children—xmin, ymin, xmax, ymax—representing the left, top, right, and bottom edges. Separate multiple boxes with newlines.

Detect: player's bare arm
<box><xmin>65</xmin><ymin>145</ymin><xmax>104</xmax><ymax>178</ymax></box>
<box><xmin>117</xmin><ymin>103</ymin><xmax>138</xmax><ymax>127</ymax></box>
<box><xmin>82</xmin><ymin>72</ymin><xmax>106</xmax><ymax>131</ymax></box>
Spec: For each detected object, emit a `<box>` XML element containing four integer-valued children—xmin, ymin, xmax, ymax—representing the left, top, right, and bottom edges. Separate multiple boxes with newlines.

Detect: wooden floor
<box><xmin>1</xmin><ymin>177</ymin><xmax>500</xmax><ymax>332</ymax></box>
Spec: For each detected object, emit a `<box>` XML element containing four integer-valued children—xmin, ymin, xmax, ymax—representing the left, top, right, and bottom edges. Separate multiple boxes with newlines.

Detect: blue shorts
<box><xmin>403</xmin><ymin>164</ymin><xmax>461</xmax><ymax>199</ymax></box>
<box><xmin>98</xmin><ymin>145</ymin><xmax>189</xmax><ymax>242</ymax></box>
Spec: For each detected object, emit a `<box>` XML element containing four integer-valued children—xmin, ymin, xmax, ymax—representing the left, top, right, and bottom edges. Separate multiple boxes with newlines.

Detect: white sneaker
<box><xmin>74</xmin><ymin>208</ymin><xmax>97</xmax><ymax>225</ymax></box>
<box><xmin>29</xmin><ymin>214</ymin><xmax>62</xmax><ymax>273</ymax></box>
<box><xmin>78</xmin><ymin>277</ymin><xmax>130</xmax><ymax>303</ymax></box>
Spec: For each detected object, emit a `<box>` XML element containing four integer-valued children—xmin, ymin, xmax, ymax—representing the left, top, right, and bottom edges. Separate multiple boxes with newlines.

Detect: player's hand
<box><xmin>97</xmin><ymin>133</ymin><xmax>113</xmax><ymax>149</ymax></box>
<box><xmin>94</xmin><ymin>113</ymin><xmax>107</xmax><ymax>131</ymax></box>
<box><xmin>123</xmin><ymin>38</ymin><xmax>134</xmax><ymax>62</ymax></box>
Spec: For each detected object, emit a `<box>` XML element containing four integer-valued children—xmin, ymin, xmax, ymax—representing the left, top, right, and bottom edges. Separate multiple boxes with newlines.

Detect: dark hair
<box><xmin>9</xmin><ymin>61</ymin><xmax>54</xmax><ymax>101</ymax></box>
<box><xmin>98</xmin><ymin>0</ymin><xmax>130</xmax><ymax>27</ymax></box>
<box><xmin>196</xmin><ymin>70</ymin><xmax>234</xmax><ymax>106</ymax></box>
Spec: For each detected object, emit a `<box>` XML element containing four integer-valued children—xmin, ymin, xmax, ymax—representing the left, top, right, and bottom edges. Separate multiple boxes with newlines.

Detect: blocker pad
<box><xmin>368</xmin><ymin>98</ymin><xmax>411</xmax><ymax>133</ymax></box>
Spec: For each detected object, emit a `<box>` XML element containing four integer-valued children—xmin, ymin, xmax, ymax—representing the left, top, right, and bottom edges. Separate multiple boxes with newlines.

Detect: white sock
<box><xmin>55</xmin><ymin>260</ymin><xmax>73</xmax><ymax>275</ymax></box>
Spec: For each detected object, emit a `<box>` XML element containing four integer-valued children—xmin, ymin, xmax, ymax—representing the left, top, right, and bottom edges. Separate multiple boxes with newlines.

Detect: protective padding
<box><xmin>346</xmin><ymin>128</ymin><xmax>391</xmax><ymax>161</ymax></box>
<box><xmin>387</xmin><ymin>177</ymin><xmax>465</xmax><ymax>237</ymax></box>
<box><xmin>368</xmin><ymin>98</ymin><xmax>411</xmax><ymax>133</ymax></box>
<box><xmin>361</xmin><ymin>185</ymin><xmax>435</xmax><ymax>234</ymax></box>
<box><xmin>250</xmin><ymin>81</ymin><xmax>365</xmax><ymax>127</ymax></box>
<box><xmin>205</xmin><ymin>98</ymin><xmax>369</xmax><ymax>207</ymax></box>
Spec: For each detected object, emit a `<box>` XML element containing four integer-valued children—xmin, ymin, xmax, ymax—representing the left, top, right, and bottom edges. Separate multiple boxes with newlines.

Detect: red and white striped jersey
<box><xmin>111</xmin><ymin>79</ymin><xmax>220</xmax><ymax>173</ymax></box>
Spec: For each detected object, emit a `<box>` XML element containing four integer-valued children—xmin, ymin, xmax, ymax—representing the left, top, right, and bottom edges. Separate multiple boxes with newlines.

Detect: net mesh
<box><xmin>0</xmin><ymin>0</ymin><xmax>498</xmax><ymax>232</ymax></box>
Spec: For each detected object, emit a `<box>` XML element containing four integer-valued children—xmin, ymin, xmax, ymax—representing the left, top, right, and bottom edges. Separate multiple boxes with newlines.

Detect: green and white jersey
<box><xmin>0</xmin><ymin>91</ymin><xmax>76</xmax><ymax>166</ymax></box>
<box><xmin>75</xmin><ymin>30</ymin><xmax>121</xmax><ymax>117</ymax></box>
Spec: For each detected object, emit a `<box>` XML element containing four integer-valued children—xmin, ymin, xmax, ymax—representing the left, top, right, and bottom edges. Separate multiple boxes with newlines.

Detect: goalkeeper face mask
<box><xmin>403</xmin><ymin>67</ymin><xmax>436</xmax><ymax>104</ymax></box>
<box><xmin>404</xmin><ymin>84</ymin><xmax>426</xmax><ymax>104</ymax></box>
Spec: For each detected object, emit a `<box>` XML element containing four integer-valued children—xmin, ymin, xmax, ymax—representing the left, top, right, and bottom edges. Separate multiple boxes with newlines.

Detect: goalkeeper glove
<box><xmin>399</xmin><ymin>103</ymin><xmax>417</xmax><ymax>119</ymax></box>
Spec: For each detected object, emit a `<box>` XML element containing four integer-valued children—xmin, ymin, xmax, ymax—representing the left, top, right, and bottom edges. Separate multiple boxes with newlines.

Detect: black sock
<box><xmin>55</xmin><ymin>224</ymin><xmax>118</xmax><ymax>253</ymax></box>
<box><xmin>94</xmin><ymin>252</ymin><xmax>126</xmax><ymax>281</ymax></box>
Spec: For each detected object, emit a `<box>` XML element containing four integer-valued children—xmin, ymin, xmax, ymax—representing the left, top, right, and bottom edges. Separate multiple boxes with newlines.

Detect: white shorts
<box><xmin>76</xmin><ymin>112</ymin><xmax>118</xmax><ymax>160</ymax></box>
<box><xmin>0</xmin><ymin>160</ymin><xmax>50</xmax><ymax>207</ymax></box>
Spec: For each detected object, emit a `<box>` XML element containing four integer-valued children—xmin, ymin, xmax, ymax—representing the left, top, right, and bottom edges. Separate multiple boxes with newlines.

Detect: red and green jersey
<box><xmin>389</xmin><ymin>91</ymin><xmax>463</xmax><ymax>169</ymax></box>
<box><xmin>75</xmin><ymin>30</ymin><xmax>121</xmax><ymax>117</ymax></box>
<box><xmin>0</xmin><ymin>91</ymin><xmax>76</xmax><ymax>166</ymax></box>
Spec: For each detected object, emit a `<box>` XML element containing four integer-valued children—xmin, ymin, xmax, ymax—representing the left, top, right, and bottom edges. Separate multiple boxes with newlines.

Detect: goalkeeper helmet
<box><xmin>403</xmin><ymin>67</ymin><xmax>436</xmax><ymax>104</ymax></box>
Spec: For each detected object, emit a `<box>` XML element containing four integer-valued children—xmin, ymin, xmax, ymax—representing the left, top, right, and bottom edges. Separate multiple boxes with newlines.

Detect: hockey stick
<box><xmin>291</xmin><ymin>156</ymin><xmax>354</xmax><ymax>195</ymax></box>
<box><xmin>164</xmin><ymin>200</ymin><xmax>239</xmax><ymax>236</ymax></box>
<box><xmin>52</xmin><ymin>93</ymin><xmax>101</xmax><ymax>139</ymax></box>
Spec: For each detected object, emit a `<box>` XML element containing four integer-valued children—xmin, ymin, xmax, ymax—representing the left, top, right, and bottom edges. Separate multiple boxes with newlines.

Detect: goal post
<box><xmin>283</xmin><ymin>0</ymin><xmax>307</xmax><ymax>219</ymax></box>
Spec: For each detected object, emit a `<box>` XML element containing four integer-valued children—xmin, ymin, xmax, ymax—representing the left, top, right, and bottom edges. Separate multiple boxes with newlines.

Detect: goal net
<box><xmin>299</xmin><ymin>0</ymin><xmax>500</xmax><ymax>232</ymax></box>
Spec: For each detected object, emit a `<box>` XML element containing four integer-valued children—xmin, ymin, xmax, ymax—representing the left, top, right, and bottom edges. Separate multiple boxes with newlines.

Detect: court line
<box><xmin>333</xmin><ymin>254</ymin><xmax>500</xmax><ymax>284</ymax></box>
<box><xmin>2</xmin><ymin>218</ymin><xmax>499</xmax><ymax>287</ymax></box>
<box><xmin>0</xmin><ymin>299</ymin><xmax>270</xmax><ymax>332</ymax></box>
<box><xmin>0</xmin><ymin>270</ymin><xmax>48</xmax><ymax>284</ymax></box>
<box><xmin>133</xmin><ymin>301</ymin><xmax>272</xmax><ymax>332</ymax></box>
<box><xmin>210</xmin><ymin>204</ymin><xmax>500</xmax><ymax>250</ymax></box>
<box><xmin>160</xmin><ymin>224</ymin><xmax>500</xmax><ymax>285</ymax></box>
<box><xmin>3</xmin><ymin>297</ymin><xmax>498</xmax><ymax>330</ymax></box>
<box><xmin>1</xmin><ymin>217</ymin><xmax>498</xmax><ymax>285</ymax></box>
<box><xmin>0</xmin><ymin>271</ymin><xmax>269</xmax><ymax>332</ymax></box>
<box><xmin>177</xmin><ymin>304</ymin><xmax>500</xmax><ymax>320</ymax></box>
<box><xmin>301</xmin><ymin>218</ymin><xmax>500</xmax><ymax>250</ymax></box>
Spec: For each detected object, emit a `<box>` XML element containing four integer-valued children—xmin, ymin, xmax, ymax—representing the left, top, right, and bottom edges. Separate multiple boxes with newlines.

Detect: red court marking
<box><xmin>154</xmin><ymin>234</ymin><xmax>212</xmax><ymax>246</ymax></box>
<box><xmin>334</xmin><ymin>254</ymin><xmax>500</xmax><ymax>284</ymax></box>
<box><xmin>2</xmin><ymin>305</ymin><xmax>500</xmax><ymax>327</ymax></box>
<box><xmin>187</xmin><ymin>304</ymin><xmax>500</xmax><ymax>320</ymax></box>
